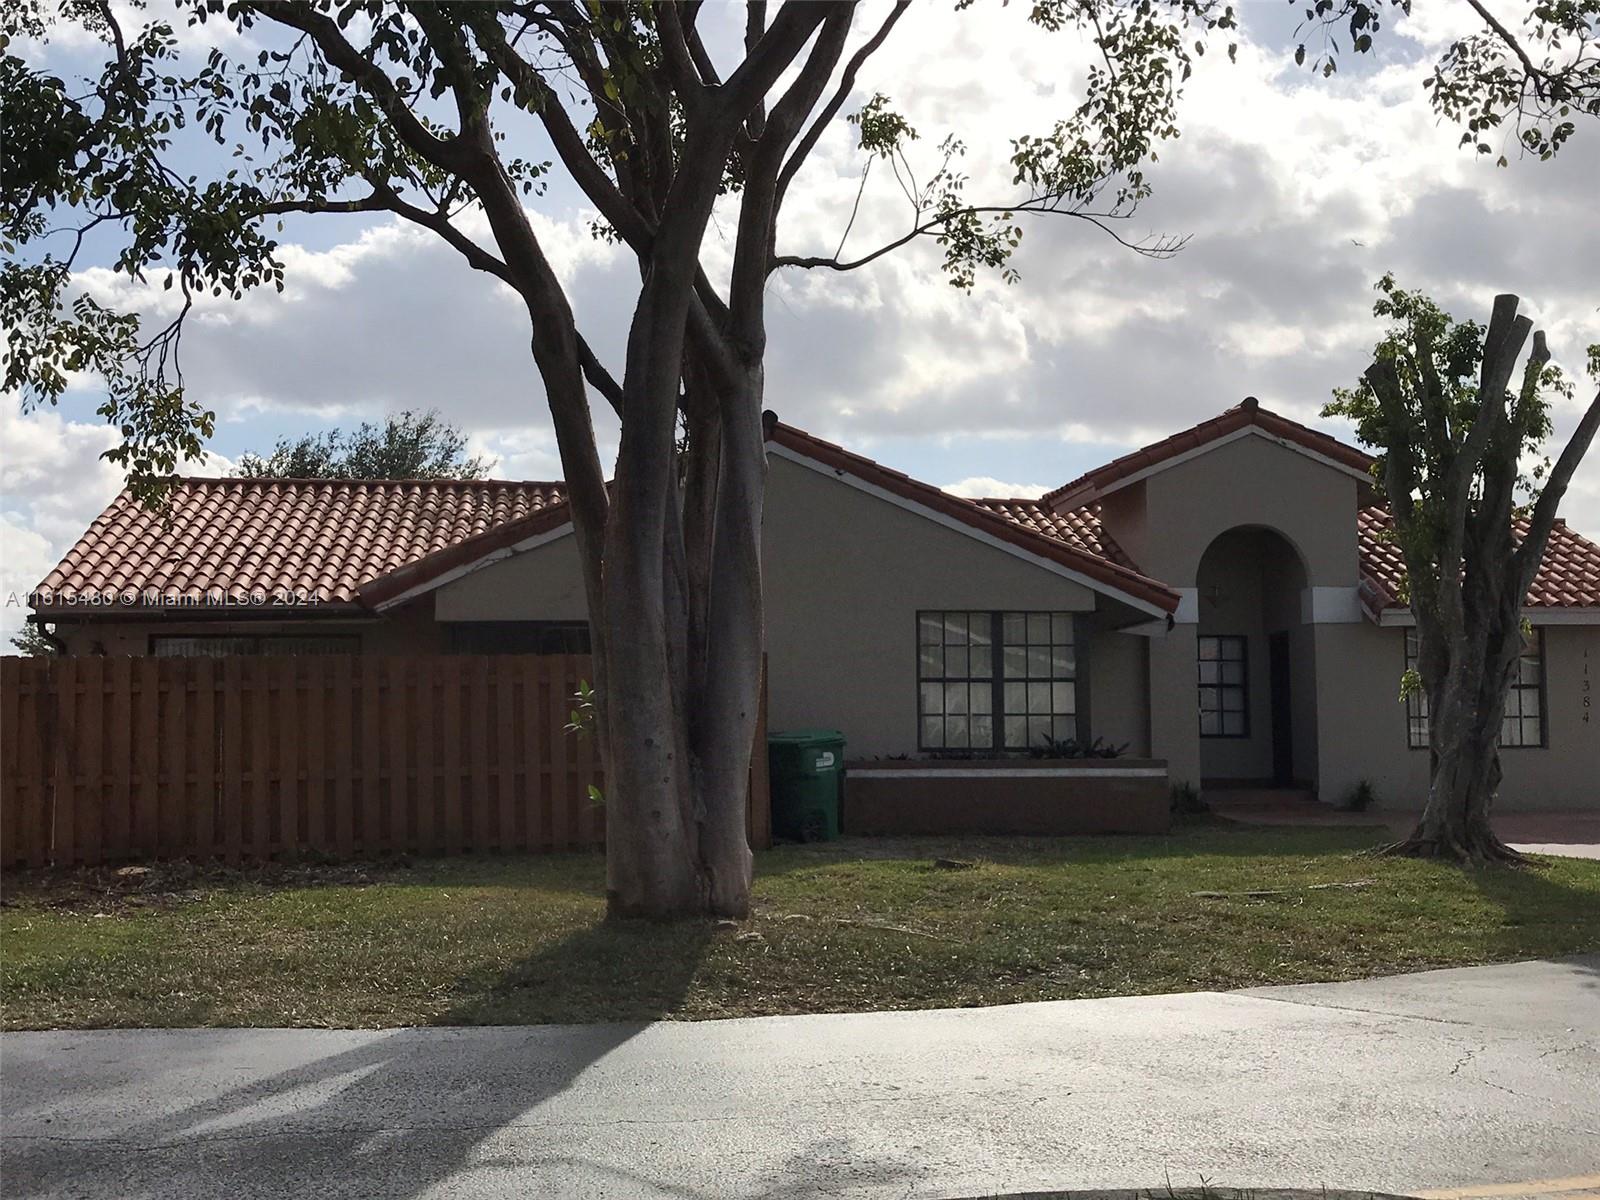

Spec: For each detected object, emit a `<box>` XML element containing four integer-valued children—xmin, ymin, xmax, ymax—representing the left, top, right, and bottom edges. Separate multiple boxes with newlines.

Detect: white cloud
<box><xmin>943</xmin><ymin>477</ymin><xmax>1051</xmax><ymax>500</ymax></box>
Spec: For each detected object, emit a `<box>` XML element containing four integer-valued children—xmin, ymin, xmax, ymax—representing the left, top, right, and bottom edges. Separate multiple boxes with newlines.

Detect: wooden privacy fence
<box><xmin>2</xmin><ymin>654</ymin><xmax>771</xmax><ymax>869</ymax></box>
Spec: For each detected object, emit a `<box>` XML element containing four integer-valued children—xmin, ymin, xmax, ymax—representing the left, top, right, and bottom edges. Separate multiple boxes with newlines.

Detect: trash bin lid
<box><xmin>767</xmin><ymin>729</ymin><xmax>846</xmax><ymax>748</ymax></box>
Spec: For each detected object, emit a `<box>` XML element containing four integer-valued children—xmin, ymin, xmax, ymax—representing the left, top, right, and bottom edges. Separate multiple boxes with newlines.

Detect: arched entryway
<box><xmin>1195</xmin><ymin>527</ymin><xmax>1319</xmax><ymax>788</ymax></box>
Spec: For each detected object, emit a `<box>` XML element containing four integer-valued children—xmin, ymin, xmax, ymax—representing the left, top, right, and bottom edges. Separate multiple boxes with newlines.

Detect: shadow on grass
<box><xmin>6</xmin><ymin>917</ymin><xmax>716</xmax><ymax>1200</ymax></box>
<box><xmin>438</xmin><ymin>913</ymin><xmax>714</xmax><ymax>1026</ymax></box>
<box><xmin>1464</xmin><ymin>856</ymin><xmax>1600</xmax><ymax>990</ymax></box>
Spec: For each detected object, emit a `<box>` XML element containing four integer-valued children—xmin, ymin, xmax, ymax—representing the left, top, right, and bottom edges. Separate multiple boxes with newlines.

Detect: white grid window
<box><xmin>918</xmin><ymin>611</ymin><xmax>1075</xmax><ymax>753</ymax></box>
<box><xmin>1198</xmin><ymin>635</ymin><xmax>1248</xmax><ymax>738</ymax></box>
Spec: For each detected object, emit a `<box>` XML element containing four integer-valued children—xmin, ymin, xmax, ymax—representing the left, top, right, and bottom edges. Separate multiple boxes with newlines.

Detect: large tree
<box><xmin>2</xmin><ymin>0</ymin><xmax>1595</xmax><ymax>914</ymax></box>
<box><xmin>1328</xmin><ymin>278</ymin><xmax>1600</xmax><ymax>864</ymax></box>
<box><xmin>236</xmin><ymin>408</ymin><xmax>489</xmax><ymax>479</ymax></box>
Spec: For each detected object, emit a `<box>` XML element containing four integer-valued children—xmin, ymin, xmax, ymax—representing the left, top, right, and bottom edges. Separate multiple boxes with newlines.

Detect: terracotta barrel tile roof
<box><xmin>969</xmin><ymin>499</ymin><xmax>1140</xmax><ymax>571</ymax></box>
<box><xmin>36</xmin><ymin>478</ymin><xmax>566</xmax><ymax>608</ymax></box>
<box><xmin>1357</xmin><ymin>506</ymin><xmax>1600</xmax><ymax>612</ymax></box>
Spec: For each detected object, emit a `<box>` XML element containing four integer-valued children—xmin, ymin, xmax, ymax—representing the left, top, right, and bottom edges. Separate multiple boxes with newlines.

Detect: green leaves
<box><xmin>234</xmin><ymin>409</ymin><xmax>490</xmax><ymax>481</ymax></box>
<box><xmin>849</xmin><ymin>93</ymin><xmax>918</xmax><ymax>157</ymax></box>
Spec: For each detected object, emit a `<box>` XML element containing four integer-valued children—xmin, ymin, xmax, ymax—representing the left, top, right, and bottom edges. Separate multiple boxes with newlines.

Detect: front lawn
<box><xmin>4</xmin><ymin>825</ymin><xmax>1598</xmax><ymax>1029</ymax></box>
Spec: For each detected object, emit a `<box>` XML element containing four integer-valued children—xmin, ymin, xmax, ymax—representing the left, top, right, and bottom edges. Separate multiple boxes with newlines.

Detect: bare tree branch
<box><xmin>774</xmin><ymin>205</ymin><xmax>1187</xmax><ymax>273</ymax></box>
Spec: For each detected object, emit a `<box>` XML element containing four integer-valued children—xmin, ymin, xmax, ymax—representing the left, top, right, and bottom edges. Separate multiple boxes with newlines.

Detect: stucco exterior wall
<box><xmin>433</xmin><ymin>534</ymin><xmax>588</xmax><ymax>622</ymax></box>
<box><xmin>1118</xmin><ymin>432</ymin><xmax>1363</xmax><ymax>587</ymax></box>
<box><xmin>1083</xmin><ymin>624</ymin><xmax>1150</xmax><ymax>756</ymax></box>
<box><xmin>383</xmin><ymin>453</ymin><xmax>1113</xmax><ymax>759</ymax></box>
<box><xmin>1314</xmin><ymin>620</ymin><xmax>1600</xmax><ymax>810</ymax></box>
<box><xmin>1099</xmin><ymin>433</ymin><xmax>1363</xmax><ymax>792</ymax></box>
<box><xmin>761</xmin><ymin>454</ymin><xmax>1101</xmax><ymax>756</ymax></box>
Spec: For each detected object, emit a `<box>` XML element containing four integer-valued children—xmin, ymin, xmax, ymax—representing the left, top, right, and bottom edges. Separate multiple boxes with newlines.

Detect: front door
<box><xmin>1269</xmin><ymin>631</ymin><xmax>1293</xmax><ymax>786</ymax></box>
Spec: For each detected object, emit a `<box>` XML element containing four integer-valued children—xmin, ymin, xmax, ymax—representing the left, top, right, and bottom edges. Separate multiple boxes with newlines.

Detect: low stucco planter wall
<box><xmin>843</xmin><ymin>758</ymin><xmax>1170</xmax><ymax>837</ymax></box>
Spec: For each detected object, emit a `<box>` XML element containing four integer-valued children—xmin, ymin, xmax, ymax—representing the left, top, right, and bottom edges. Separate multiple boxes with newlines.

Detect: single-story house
<box><xmin>29</xmin><ymin>399</ymin><xmax>1600</xmax><ymax>811</ymax></box>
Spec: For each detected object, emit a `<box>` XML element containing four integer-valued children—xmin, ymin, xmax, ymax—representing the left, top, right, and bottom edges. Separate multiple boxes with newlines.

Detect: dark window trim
<box><xmin>915</xmin><ymin>610</ymin><xmax>1078</xmax><ymax>756</ymax></box>
<box><xmin>444</xmin><ymin>620</ymin><xmax>591</xmax><ymax>656</ymax></box>
<box><xmin>1197</xmin><ymin>633</ymin><xmax>1250</xmax><ymax>739</ymax></box>
<box><xmin>1404</xmin><ymin>626</ymin><xmax>1548</xmax><ymax>751</ymax></box>
<box><xmin>1502</xmin><ymin>626</ymin><xmax>1548</xmax><ymax>750</ymax></box>
<box><xmin>1404</xmin><ymin>628</ymin><xmax>1429</xmax><ymax>752</ymax></box>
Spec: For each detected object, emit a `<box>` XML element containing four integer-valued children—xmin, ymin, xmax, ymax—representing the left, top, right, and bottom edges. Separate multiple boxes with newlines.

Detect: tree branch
<box><xmin>1463</xmin><ymin>0</ymin><xmax>1548</xmax><ymax>99</ymax></box>
<box><xmin>775</xmin><ymin>205</ymin><xmax>1187</xmax><ymax>273</ymax></box>
<box><xmin>718</xmin><ymin>1</ymin><xmax>834</xmax><ymax>121</ymax></box>
<box><xmin>1442</xmin><ymin>295</ymin><xmax>1531</xmax><ymax>580</ymax></box>
<box><xmin>656</xmin><ymin>2</ymin><xmax>707</xmax><ymax>105</ymax></box>
<box><xmin>1518</xmin><ymin>383</ymin><xmax>1600</xmax><ymax>591</ymax></box>
<box><xmin>577</xmin><ymin>335</ymin><xmax>624</xmax><ymax>415</ymax></box>
<box><xmin>265</xmin><ymin>3</ymin><xmax>472</xmax><ymax>174</ymax></box>
<box><xmin>468</xmin><ymin>14</ymin><xmax>656</xmax><ymax>254</ymax></box>
<box><xmin>775</xmin><ymin>0</ymin><xmax>910</xmax><ymax>211</ymax></box>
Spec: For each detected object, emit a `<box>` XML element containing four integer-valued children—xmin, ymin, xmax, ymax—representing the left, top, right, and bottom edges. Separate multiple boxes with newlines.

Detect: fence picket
<box><xmin>76</xmin><ymin>657</ymin><xmax>104</xmax><ymax>865</ymax></box>
<box><xmin>442</xmin><ymin>656</ymin><xmax>463</xmax><ymax>856</ymax></box>
<box><xmin>1</xmin><ymin>652</ymin><xmax>730</xmax><ymax>866</ymax></box>
<box><xmin>0</xmin><ymin>658</ymin><xmax>19</xmax><ymax>867</ymax></box>
<box><xmin>305</xmin><ymin>657</ymin><xmax>327</xmax><ymax>851</ymax></box>
<box><xmin>332</xmin><ymin>656</ymin><xmax>355</xmax><ymax>857</ymax></box>
<box><xmin>193</xmin><ymin>657</ymin><xmax>216</xmax><ymax>857</ymax></box>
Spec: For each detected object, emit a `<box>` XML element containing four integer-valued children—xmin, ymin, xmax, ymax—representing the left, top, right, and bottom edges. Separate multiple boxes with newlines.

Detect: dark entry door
<box><xmin>1268</xmin><ymin>631</ymin><xmax>1293</xmax><ymax>786</ymax></box>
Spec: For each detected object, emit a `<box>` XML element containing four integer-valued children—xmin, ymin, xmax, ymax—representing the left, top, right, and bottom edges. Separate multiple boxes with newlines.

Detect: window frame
<box><xmin>1197</xmin><ymin>633</ymin><xmax>1250</xmax><ymax>739</ymax></box>
<box><xmin>1403</xmin><ymin>626</ymin><xmax>1547</xmax><ymax>751</ymax></box>
<box><xmin>916</xmin><ymin>610</ymin><xmax>1078</xmax><ymax>756</ymax></box>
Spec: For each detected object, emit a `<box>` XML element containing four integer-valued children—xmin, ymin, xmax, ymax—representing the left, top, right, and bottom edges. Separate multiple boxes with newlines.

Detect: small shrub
<box><xmin>1029</xmin><ymin>734</ymin><xmax>1130</xmax><ymax>760</ymax></box>
<box><xmin>1170</xmin><ymin>781</ymin><xmax>1208</xmax><ymax>815</ymax></box>
<box><xmin>1343</xmin><ymin>779</ymin><xmax>1378</xmax><ymax>812</ymax></box>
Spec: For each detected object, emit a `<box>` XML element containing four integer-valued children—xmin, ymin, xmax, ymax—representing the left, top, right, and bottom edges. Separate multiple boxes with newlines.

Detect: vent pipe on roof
<box><xmin>761</xmin><ymin>410</ymin><xmax>779</xmax><ymax>439</ymax></box>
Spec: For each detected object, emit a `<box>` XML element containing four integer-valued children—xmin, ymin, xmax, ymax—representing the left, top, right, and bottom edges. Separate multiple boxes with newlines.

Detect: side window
<box><xmin>1198</xmin><ymin>634</ymin><xmax>1247</xmax><ymax>737</ymax></box>
<box><xmin>1404</xmin><ymin>627</ymin><xmax>1546</xmax><ymax>749</ymax></box>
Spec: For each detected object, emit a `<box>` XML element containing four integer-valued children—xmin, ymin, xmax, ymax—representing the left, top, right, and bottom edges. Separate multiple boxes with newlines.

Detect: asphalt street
<box><xmin>3</xmin><ymin>956</ymin><xmax>1597</xmax><ymax>1199</ymax></box>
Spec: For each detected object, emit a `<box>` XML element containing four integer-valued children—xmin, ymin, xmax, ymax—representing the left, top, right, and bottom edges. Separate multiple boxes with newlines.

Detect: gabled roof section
<box><xmin>35</xmin><ymin>477</ymin><xmax>567</xmax><ymax>611</ymax></box>
<box><xmin>767</xmin><ymin>421</ymin><xmax>1180</xmax><ymax>615</ymax></box>
<box><xmin>1358</xmin><ymin>506</ymin><xmax>1600</xmax><ymax>619</ymax></box>
<box><xmin>1044</xmin><ymin>397</ymin><xmax>1375</xmax><ymax>511</ymax></box>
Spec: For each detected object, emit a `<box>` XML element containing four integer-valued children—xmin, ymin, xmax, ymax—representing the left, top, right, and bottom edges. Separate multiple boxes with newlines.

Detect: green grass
<box><xmin>4</xmin><ymin>824</ymin><xmax>1598</xmax><ymax>1030</ymax></box>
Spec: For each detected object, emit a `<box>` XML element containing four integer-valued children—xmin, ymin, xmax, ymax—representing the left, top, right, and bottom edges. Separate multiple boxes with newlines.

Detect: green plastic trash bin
<box><xmin>767</xmin><ymin>729</ymin><xmax>846</xmax><ymax>842</ymax></box>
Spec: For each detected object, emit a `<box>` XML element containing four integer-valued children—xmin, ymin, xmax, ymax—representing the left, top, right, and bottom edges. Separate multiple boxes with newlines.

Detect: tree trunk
<box><xmin>1389</xmin><ymin>725</ymin><xmax>1525</xmax><ymax>864</ymax></box>
<box><xmin>690</xmin><ymin>372</ymin><xmax>768</xmax><ymax>918</ymax></box>
<box><xmin>1385</xmin><ymin>617</ymin><xmax>1527</xmax><ymax>866</ymax></box>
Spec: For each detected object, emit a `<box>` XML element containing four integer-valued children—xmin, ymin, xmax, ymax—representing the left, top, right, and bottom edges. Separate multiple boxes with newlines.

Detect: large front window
<box><xmin>917</xmin><ymin>611</ymin><xmax>1076</xmax><ymax>753</ymax></box>
<box><xmin>1404</xmin><ymin>627</ymin><xmax>1546</xmax><ymax>749</ymax></box>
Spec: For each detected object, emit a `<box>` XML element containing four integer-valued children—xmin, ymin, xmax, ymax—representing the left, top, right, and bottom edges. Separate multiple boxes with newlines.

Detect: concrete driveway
<box><xmin>4</xmin><ymin>956</ymin><xmax>1597</xmax><ymax>1200</ymax></box>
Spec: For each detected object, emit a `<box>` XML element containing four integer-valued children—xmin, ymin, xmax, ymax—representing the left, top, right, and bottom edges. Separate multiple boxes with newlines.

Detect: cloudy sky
<box><xmin>4</xmin><ymin>0</ymin><xmax>1598</xmax><ymax>643</ymax></box>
